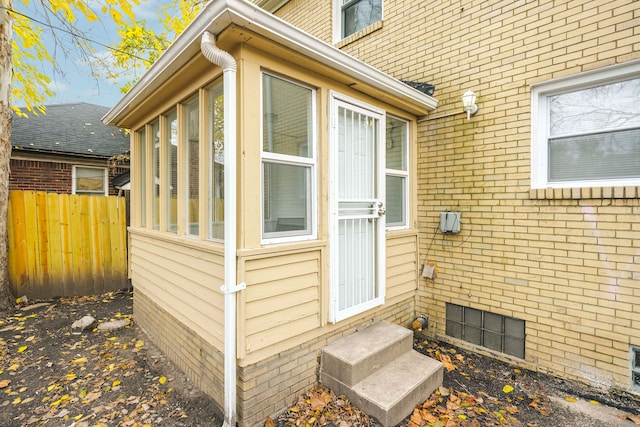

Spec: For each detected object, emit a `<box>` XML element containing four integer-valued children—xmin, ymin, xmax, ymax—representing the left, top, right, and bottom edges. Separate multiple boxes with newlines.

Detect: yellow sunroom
<box><xmin>103</xmin><ymin>1</ymin><xmax>437</xmax><ymax>425</ymax></box>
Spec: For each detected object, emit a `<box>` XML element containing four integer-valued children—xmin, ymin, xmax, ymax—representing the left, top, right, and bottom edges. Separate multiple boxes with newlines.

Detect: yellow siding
<box><xmin>241</xmin><ymin>250</ymin><xmax>321</xmax><ymax>354</ymax></box>
<box><xmin>386</xmin><ymin>232</ymin><xmax>419</xmax><ymax>302</ymax></box>
<box><xmin>129</xmin><ymin>230</ymin><xmax>225</xmax><ymax>350</ymax></box>
<box><xmin>7</xmin><ymin>191</ymin><xmax>128</xmax><ymax>298</ymax></box>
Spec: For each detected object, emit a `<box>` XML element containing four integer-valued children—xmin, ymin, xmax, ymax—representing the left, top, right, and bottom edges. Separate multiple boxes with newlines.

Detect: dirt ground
<box><xmin>1</xmin><ymin>290</ymin><xmax>639</xmax><ymax>427</ymax></box>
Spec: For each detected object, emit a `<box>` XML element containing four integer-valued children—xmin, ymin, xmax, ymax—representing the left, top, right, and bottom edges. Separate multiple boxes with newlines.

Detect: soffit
<box><xmin>103</xmin><ymin>0</ymin><xmax>437</xmax><ymax>128</ymax></box>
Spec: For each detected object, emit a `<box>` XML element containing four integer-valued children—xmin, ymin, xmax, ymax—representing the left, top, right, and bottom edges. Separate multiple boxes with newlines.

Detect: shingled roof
<box><xmin>11</xmin><ymin>103</ymin><xmax>129</xmax><ymax>158</ymax></box>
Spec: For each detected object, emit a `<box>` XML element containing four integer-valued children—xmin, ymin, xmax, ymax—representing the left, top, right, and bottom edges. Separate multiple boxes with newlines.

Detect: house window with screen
<box><xmin>151</xmin><ymin>120</ymin><xmax>160</xmax><ymax>230</ymax></box>
<box><xmin>73</xmin><ymin>166</ymin><xmax>108</xmax><ymax>195</ymax></box>
<box><xmin>165</xmin><ymin>109</ymin><xmax>178</xmax><ymax>233</ymax></box>
<box><xmin>136</xmin><ymin>128</ymin><xmax>147</xmax><ymax>227</ymax></box>
<box><xmin>385</xmin><ymin>116</ymin><xmax>408</xmax><ymax>228</ymax></box>
<box><xmin>209</xmin><ymin>83</ymin><xmax>225</xmax><ymax>241</ymax></box>
<box><xmin>261</xmin><ymin>73</ymin><xmax>316</xmax><ymax>242</ymax></box>
<box><xmin>334</xmin><ymin>0</ymin><xmax>382</xmax><ymax>41</ymax></box>
<box><xmin>531</xmin><ymin>62</ymin><xmax>640</xmax><ymax>190</ymax></box>
<box><xmin>184</xmin><ymin>96</ymin><xmax>200</xmax><ymax>237</ymax></box>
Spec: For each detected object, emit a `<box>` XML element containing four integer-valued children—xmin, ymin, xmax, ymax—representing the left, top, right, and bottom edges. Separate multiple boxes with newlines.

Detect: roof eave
<box><xmin>103</xmin><ymin>0</ymin><xmax>437</xmax><ymax>127</ymax></box>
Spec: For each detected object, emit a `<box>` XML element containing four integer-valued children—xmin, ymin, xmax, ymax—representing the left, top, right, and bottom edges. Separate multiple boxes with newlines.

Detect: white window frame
<box><xmin>385</xmin><ymin>115</ymin><xmax>409</xmax><ymax>230</ymax></box>
<box><xmin>72</xmin><ymin>165</ymin><xmax>108</xmax><ymax>196</ymax></box>
<box><xmin>260</xmin><ymin>72</ymin><xmax>317</xmax><ymax>244</ymax></box>
<box><xmin>332</xmin><ymin>0</ymin><xmax>383</xmax><ymax>43</ymax></box>
<box><xmin>531</xmin><ymin>60</ymin><xmax>640</xmax><ymax>189</ymax></box>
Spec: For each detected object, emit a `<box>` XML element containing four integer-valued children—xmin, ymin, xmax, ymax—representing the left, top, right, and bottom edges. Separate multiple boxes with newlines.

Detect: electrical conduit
<box><xmin>200</xmin><ymin>30</ymin><xmax>242</xmax><ymax>427</ymax></box>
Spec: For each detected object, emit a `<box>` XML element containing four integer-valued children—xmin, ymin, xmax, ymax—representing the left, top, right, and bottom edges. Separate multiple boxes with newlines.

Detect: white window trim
<box><xmin>332</xmin><ymin>0</ymin><xmax>383</xmax><ymax>44</ymax></box>
<box><xmin>260</xmin><ymin>72</ymin><xmax>318</xmax><ymax>245</ymax></box>
<box><xmin>385</xmin><ymin>115</ymin><xmax>409</xmax><ymax>230</ymax></box>
<box><xmin>72</xmin><ymin>165</ymin><xmax>108</xmax><ymax>196</ymax></box>
<box><xmin>531</xmin><ymin>60</ymin><xmax>640</xmax><ymax>189</ymax></box>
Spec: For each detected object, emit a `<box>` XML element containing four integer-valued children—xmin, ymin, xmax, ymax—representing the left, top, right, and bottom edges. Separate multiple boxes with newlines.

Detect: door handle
<box><xmin>377</xmin><ymin>201</ymin><xmax>386</xmax><ymax>216</ymax></box>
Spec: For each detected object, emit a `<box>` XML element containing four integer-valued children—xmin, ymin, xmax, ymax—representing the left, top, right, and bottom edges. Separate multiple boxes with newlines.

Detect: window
<box><xmin>151</xmin><ymin>120</ymin><xmax>160</xmax><ymax>230</ymax></box>
<box><xmin>446</xmin><ymin>303</ymin><xmax>525</xmax><ymax>359</ymax></box>
<box><xmin>261</xmin><ymin>73</ymin><xmax>316</xmax><ymax>242</ymax></box>
<box><xmin>209</xmin><ymin>83</ymin><xmax>225</xmax><ymax>241</ymax></box>
<box><xmin>165</xmin><ymin>109</ymin><xmax>178</xmax><ymax>232</ymax></box>
<box><xmin>334</xmin><ymin>0</ymin><xmax>382</xmax><ymax>42</ymax></box>
<box><xmin>73</xmin><ymin>166</ymin><xmax>108</xmax><ymax>195</ymax></box>
<box><xmin>531</xmin><ymin>62</ymin><xmax>640</xmax><ymax>189</ymax></box>
<box><xmin>136</xmin><ymin>128</ymin><xmax>147</xmax><ymax>227</ymax></box>
<box><xmin>184</xmin><ymin>97</ymin><xmax>200</xmax><ymax>237</ymax></box>
<box><xmin>385</xmin><ymin>116</ymin><xmax>408</xmax><ymax>228</ymax></box>
<box><xmin>632</xmin><ymin>346</ymin><xmax>640</xmax><ymax>391</ymax></box>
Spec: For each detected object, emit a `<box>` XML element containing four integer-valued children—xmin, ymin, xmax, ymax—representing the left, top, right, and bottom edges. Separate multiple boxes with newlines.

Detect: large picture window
<box><xmin>261</xmin><ymin>73</ymin><xmax>316</xmax><ymax>242</ymax></box>
<box><xmin>334</xmin><ymin>0</ymin><xmax>382</xmax><ymax>41</ymax></box>
<box><xmin>531</xmin><ymin>62</ymin><xmax>640</xmax><ymax>189</ymax></box>
<box><xmin>385</xmin><ymin>116</ymin><xmax>408</xmax><ymax>228</ymax></box>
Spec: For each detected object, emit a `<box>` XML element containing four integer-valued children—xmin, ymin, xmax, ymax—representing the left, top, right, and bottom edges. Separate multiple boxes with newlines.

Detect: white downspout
<box><xmin>200</xmin><ymin>30</ymin><xmax>244</xmax><ymax>427</ymax></box>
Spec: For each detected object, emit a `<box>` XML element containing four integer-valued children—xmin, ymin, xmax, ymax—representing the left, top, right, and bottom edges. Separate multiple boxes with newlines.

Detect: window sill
<box><xmin>529</xmin><ymin>186</ymin><xmax>640</xmax><ymax>200</ymax></box>
<box><xmin>335</xmin><ymin>20</ymin><xmax>383</xmax><ymax>48</ymax></box>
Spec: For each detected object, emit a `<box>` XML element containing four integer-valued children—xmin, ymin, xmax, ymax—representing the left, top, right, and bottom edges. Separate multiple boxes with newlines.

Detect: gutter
<box><xmin>102</xmin><ymin>0</ymin><xmax>436</xmax><ymax>127</ymax></box>
<box><xmin>200</xmin><ymin>30</ymin><xmax>244</xmax><ymax>427</ymax></box>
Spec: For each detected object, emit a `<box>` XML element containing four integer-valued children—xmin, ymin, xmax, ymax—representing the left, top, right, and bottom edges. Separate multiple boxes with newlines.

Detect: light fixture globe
<box><xmin>462</xmin><ymin>89</ymin><xmax>478</xmax><ymax>120</ymax></box>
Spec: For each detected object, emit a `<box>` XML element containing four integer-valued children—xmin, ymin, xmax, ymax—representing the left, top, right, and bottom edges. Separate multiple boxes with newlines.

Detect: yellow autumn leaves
<box><xmin>10</xmin><ymin>0</ymin><xmax>140</xmax><ymax>117</ymax></box>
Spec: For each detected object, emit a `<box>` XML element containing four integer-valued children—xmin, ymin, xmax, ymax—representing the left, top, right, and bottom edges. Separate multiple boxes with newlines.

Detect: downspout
<box><xmin>201</xmin><ymin>31</ymin><xmax>244</xmax><ymax>427</ymax></box>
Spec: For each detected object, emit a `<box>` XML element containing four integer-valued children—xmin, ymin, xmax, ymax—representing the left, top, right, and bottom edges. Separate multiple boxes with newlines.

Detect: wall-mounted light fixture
<box><xmin>462</xmin><ymin>89</ymin><xmax>478</xmax><ymax>120</ymax></box>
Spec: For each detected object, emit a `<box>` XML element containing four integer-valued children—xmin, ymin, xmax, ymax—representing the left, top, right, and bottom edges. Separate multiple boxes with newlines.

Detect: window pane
<box><xmin>209</xmin><ymin>84</ymin><xmax>224</xmax><ymax>240</ymax></box>
<box><xmin>385</xmin><ymin>175</ymin><xmax>405</xmax><ymax>225</ymax></box>
<box><xmin>262</xmin><ymin>74</ymin><xmax>312</xmax><ymax>158</ymax></box>
<box><xmin>504</xmin><ymin>336</ymin><xmax>525</xmax><ymax>359</ymax></box>
<box><xmin>549</xmin><ymin>78</ymin><xmax>640</xmax><ymax>136</ymax></box>
<box><xmin>446</xmin><ymin>303</ymin><xmax>463</xmax><ymax>322</ymax></box>
<box><xmin>549</xmin><ymin>128</ymin><xmax>640</xmax><ymax>182</ymax></box>
<box><xmin>263</xmin><ymin>162</ymin><xmax>309</xmax><ymax>235</ymax></box>
<box><xmin>137</xmin><ymin>128</ymin><xmax>147</xmax><ymax>227</ymax></box>
<box><xmin>465</xmin><ymin>307</ymin><xmax>482</xmax><ymax>328</ymax></box>
<box><xmin>75</xmin><ymin>167</ymin><xmax>105</xmax><ymax>194</ymax></box>
<box><xmin>166</xmin><ymin>110</ymin><xmax>178</xmax><ymax>233</ymax></box>
<box><xmin>151</xmin><ymin>121</ymin><xmax>160</xmax><ymax>230</ymax></box>
<box><xmin>343</xmin><ymin>0</ymin><xmax>381</xmax><ymax>38</ymax></box>
<box><xmin>484</xmin><ymin>312</ymin><xmax>503</xmax><ymax>333</ymax></box>
<box><xmin>185</xmin><ymin>98</ymin><xmax>199</xmax><ymax>236</ymax></box>
<box><xmin>386</xmin><ymin>116</ymin><xmax>407</xmax><ymax>171</ymax></box>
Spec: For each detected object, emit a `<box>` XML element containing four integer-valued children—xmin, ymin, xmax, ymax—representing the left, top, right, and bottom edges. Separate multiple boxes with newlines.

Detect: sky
<box><xmin>15</xmin><ymin>0</ymin><xmax>165</xmax><ymax>109</ymax></box>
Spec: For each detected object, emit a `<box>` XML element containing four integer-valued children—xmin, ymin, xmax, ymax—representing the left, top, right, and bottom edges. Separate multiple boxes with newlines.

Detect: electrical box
<box><xmin>440</xmin><ymin>211</ymin><xmax>461</xmax><ymax>234</ymax></box>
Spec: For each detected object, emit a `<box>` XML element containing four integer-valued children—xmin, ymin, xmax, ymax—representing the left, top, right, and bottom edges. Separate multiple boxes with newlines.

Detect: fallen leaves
<box><xmin>278</xmin><ymin>385</ymin><xmax>376</xmax><ymax>427</ymax></box>
<box><xmin>0</xmin><ymin>291</ymin><xmax>214</xmax><ymax>426</ymax></box>
<box><xmin>619</xmin><ymin>412</ymin><xmax>640</xmax><ymax>425</ymax></box>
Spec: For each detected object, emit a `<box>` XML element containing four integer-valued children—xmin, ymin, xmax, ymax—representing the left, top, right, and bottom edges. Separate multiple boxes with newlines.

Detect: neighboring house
<box><xmin>10</xmin><ymin>103</ymin><xmax>130</xmax><ymax>195</ymax></box>
<box><xmin>265</xmin><ymin>0</ymin><xmax>640</xmax><ymax>404</ymax></box>
<box><xmin>102</xmin><ymin>0</ymin><xmax>640</xmax><ymax>426</ymax></box>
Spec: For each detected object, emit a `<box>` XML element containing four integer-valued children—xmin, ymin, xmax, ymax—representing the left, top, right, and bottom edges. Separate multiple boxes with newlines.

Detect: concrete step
<box><xmin>320</xmin><ymin>321</ymin><xmax>443</xmax><ymax>427</ymax></box>
<box><xmin>321</xmin><ymin>321</ymin><xmax>413</xmax><ymax>387</ymax></box>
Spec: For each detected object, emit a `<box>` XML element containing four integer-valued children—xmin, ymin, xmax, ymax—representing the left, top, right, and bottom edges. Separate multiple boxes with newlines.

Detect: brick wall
<box><xmin>10</xmin><ymin>158</ymin><xmax>128</xmax><ymax>196</ymax></box>
<box><xmin>134</xmin><ymin>291</ymin><xmax>225</xmax><ymax>408</ymax></box>
<box><xmin>136</xmin><ymin>285</ymin><xmax>414</xmax><ymax>427</ymax></box>
<box><xmin>272</xmin><ymin>0</ymin><xmax>640</xmax><ymax>392</ymax></box>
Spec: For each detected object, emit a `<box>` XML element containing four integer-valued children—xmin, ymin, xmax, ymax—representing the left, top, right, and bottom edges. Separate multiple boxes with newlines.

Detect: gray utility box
<box><xmin>440</xmin><ymin>211</ymin><xmax>461</xmax><ymax>234</ymax></box>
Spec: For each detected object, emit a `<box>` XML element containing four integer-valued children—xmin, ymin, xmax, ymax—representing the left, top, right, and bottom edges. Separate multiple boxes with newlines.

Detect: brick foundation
<box><xmin>134</xmin><ymin>288</ymin><xmax>416</xmax><ymax>427</ymax></box>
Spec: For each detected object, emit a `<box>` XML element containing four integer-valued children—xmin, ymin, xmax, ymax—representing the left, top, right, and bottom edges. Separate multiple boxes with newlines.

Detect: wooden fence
<box><xmin>7</xmin><ymin>190</ymin><xmax>128</xmax><ymax>299</ymax></box>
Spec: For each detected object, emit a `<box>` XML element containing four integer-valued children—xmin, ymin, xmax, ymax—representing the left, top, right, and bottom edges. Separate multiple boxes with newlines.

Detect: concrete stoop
<box><xmin>320</xmin><ymin>321</ymin><xmax>443</xmax><ymax>427</ymax></box>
